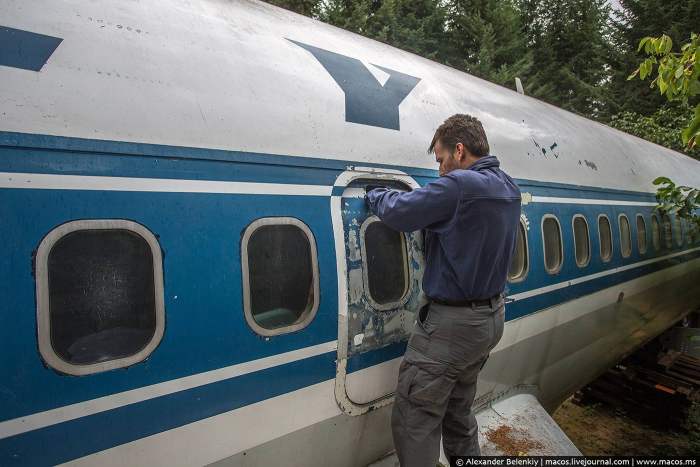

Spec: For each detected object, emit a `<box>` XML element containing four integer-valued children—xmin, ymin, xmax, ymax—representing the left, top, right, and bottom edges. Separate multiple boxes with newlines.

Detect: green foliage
<box><xmin>264</xmin><ymin>0</ymin><xmax>322</xmax><ymax>17</ymax></box>
<box><xmin>319</xmin><ymin>0</ymin><xmax>451</xmax><ymax>63</ymax></box>
<box><xmin>606</xmin><ymin>0</ymin><xmax>700</xmax><ymax>117</ymax></box>
<box><xmin>623</xmin><ymin>32</ymin><xmax>700</xmax><ymax>227</ymax></box>
<box><xmin>652</xmin><ymin>177</ymin><xmax>700</xmax><ymax>235</ymax></box>
<box><xmin>629</xmin><ymin>33</ymin><xmax>700</xmax><ymax>148</ymax></box>
<box><xmin>442</xmin><ymin>0</ymin><xmax>531</xmax><ymax>86</ymax></box>
<box><xmin>519</xmin><ymin>0</ymin><xmax>611</xmax><ymax>118</ymax></box>
<box><xmin>609</xmin><ymin>106</ymin><xmax>700</xmax><ymax>159</ymax></box>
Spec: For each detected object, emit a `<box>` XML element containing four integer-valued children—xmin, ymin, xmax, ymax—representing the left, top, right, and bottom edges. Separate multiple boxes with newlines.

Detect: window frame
<box><xmin>636</xmin><ymin>214</ymin><xmax>647</xmax><ymax>255</ymax></box>
<box><xmin>241</xmin><ymin>217</ymin><xmax>320</xmax><ymax>337</ymax></box>
<box><xmin>618</xmin><ymin>213</ymin><xmax>632</xmax><ymax>258</ymax></box>
<box><xmin>541</xmin><ymin>214</ymin><xmax>564</xmax><ymax>274</ymax></box>
<box><xmin>35</xmin><ymin>219</ymin><xmax>165</xmax><ymax>376</ymax></box>
<box><xmin>597</xmin><ymin>214</ymin><xmax>614</xmax><ymax>262</ymax></box>
<box><xmin>360</xmin><ymin>215</ymin><xmax>411</xmax><ymax>311</ymax></box>
<box><xmin>571</xmin><ymin>214</ymin><xmax>591</xmax><ymax>268</ymax></box>
<box><xmin>689</xmin><ymin>220</ymin><xmax>694</xmax><ymax>244</ymax></box>
<box><xmin>662</xmin><ymin>214</ymin><xmax>673</xmax><ymax>249</ymax></box>
<box><xmin>651</xmin><ymin>214</ymin><xmax>660</xmax><ymax>251</ymax></box>
<box><xmin>507</xmin><ymin>215</ymin><xmax>529</xmax><ymax>283</ymax></box>
<box><xmin>674</xmin><ymin>215</ymin><xmax>683</xmax><ymax>246</ymax></box>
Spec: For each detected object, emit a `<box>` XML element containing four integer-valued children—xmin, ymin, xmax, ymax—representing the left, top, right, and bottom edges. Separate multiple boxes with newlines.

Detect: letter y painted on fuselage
<box><xmin>288</xmin><ymin>39</ymin><xmax>420</xmax><ymax>131</ymax></box>
<box><xmin>0</xmin><ymin>26</ymin><xmax>62</xmax><ymax>72</ymax></box>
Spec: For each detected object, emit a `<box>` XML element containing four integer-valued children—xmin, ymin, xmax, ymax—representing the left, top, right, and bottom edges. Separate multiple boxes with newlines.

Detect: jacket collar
<box><xmin>466</xmin><ymin>154</ymin><xmax>499</xmax><ymax>171</ymax></box>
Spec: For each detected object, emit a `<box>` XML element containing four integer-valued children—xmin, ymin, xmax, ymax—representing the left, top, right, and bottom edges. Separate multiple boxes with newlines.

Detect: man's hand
<box><xmin>364</xmin><ymin>184</ymin><xmax>386</xmax><ymax>193</ymax></box>
<box><xmin>364</xmin><ymin>186</ymin><xmax>389</xmax><ymax>212</ymax></box>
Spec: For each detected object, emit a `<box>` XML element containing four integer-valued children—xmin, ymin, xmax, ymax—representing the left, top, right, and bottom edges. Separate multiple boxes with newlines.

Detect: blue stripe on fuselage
<box><xmin>0</xmin><ymin>130</ymin><xmax>657</xmax><ymax>202</ymax></box>
<box><xmin>0</xmin><ymin>351</ymin><xmax>337</xmax><ymax>467</ymax></box>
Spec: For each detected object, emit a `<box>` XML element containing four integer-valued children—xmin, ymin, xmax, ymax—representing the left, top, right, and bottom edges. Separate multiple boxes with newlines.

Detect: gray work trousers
<box><xmin>391</xmin><ymin>295</ymin><xmax>505</xmax><ymax>467</ymax></box>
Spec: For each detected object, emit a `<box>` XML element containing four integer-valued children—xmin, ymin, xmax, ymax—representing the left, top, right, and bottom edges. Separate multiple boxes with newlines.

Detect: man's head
<box><xmin>428</xmin><ymin>114</ymin><xmax>490</xmax><ymax>176</ymax></box>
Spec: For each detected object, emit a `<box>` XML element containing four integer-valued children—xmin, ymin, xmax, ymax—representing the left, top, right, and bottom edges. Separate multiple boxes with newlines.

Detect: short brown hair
<box><xmin>428</xmin><ymin>114</ymin><xmax>490</xmax><ymax>157</ymax></box>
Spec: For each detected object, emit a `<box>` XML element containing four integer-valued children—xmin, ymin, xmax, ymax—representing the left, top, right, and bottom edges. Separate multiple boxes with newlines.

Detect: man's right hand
<box><xmin>364</xmin><ymin>184</ymin><xmax>385</xmax><ymax>193</ymax></box>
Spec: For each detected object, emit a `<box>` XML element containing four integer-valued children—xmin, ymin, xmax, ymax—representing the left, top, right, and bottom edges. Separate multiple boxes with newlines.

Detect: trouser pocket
<box><xmin>408</xmin><ymin>303</ymin><xmax>438</xmax><ymax>355</ymax></box>
<box><xmin>407</xmin><ymin>367</ymin><xmax>455</xmax><ymax>406</ymax></box>
<box><xmin>399</xmin><ymin>348</ymin><xmax>456</xmax><ymax>406</ymax></box>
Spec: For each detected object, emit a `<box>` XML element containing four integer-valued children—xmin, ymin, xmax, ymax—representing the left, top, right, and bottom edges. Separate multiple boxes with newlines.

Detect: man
<box><xmin>365</xmin><ymin>114</ymin><xmax>521</xmax><ymax>466</ymax></box>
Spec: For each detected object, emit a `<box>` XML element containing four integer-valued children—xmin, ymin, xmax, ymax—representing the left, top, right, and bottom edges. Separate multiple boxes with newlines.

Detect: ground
<box><xmin>553</xmin><ymin>396</ymin><xmax>700</xmax><ymax>456</ymax></box>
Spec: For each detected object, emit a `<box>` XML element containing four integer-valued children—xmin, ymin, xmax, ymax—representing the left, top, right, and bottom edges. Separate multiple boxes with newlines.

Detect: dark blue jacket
<box><xmin>365</xmin><ymin>155</ymin><xmax>521</xmax><ymax>301</ymax></box>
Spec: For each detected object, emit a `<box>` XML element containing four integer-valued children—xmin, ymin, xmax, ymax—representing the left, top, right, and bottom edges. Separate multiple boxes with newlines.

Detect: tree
<box><xmin>315</xmin><ymin>0</ymin><xmax>453</xmax><ymax>63</ymax></box>
<box><xmin>444</xmin><ymin>0</ymin><xmax>532</xmax><ymax>86</ymax></box>
<box><xmin>317</xmin><ymin>0</ymin><xmax>372</xmax><ymax>35</ymax></box>
<box><xmin>264</xmin><ymin>0</ymin><xmax>322</xmax><ymax>17</ymax></box>
<box><xmin>606</xmin><ymin>0</ymin><xmax>700</xmax><ymax>117</ymax></box>
<box><xmin>361</xmin><ymin>0</ymin><xmax>450</xmax><ymax>62</ymax></box>
<box><xmin>519</xmin><ymin>0</ymin><xmax>611</xmax><ymax>119</ymax></box>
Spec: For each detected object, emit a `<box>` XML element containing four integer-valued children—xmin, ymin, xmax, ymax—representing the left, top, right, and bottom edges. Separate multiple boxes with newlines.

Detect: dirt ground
<box><xmin>552</xmin><ymin>396</ymin><xmax>700</xmax><ymax>456</ymax></box>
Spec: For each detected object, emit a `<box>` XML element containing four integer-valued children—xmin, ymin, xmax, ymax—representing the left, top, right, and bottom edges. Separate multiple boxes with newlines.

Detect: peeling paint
<box><xmin>341</xmin><ymin>179</ymin><xmax>425</xmax><ymax>357</ymax></box>
<box><xmin>353</xmin><ymin>333</ymin><xmax>364</xmax><ymax>346</ymax></box>
<box><xmin>381</xmin><ymin>309</ymin><xmax>410</xmax><ymax>335</ymax></box>
<box><xmin>348</xmin><ymin>267</ymin><xmax>363</xmax><ymax>304</ymax></box>
<box><xmin>348</xmin><ymin>229</ymin><xmax>361</xmax><ymax>261</ymax></box>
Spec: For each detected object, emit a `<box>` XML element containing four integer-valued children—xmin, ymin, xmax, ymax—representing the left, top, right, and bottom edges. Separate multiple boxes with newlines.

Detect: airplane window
<box><xmin>542</xmin><ymin>215</ymin><xmax>563</xmax><ymax>273</ymax></box>
<box><xmin>683</xmin><ymin>220</ymin><xmax>695</xmax><ymax>245</ymax></box>
<box><xmin>242</xmin><ymin>218</ymin><xmax>319</xmax><ymax>335</ymax></box>
<box><xmin>361</xmin><ymin>218</ymin><xmax>409</xmax><ymax>308</ymax></box>
<box><xmin>35</xmin><ymin>220</ymin><xmax>164</xmax><ymax>375</ymax></box>
<box><xmin>662</xmin><ymin>214</ymin><xmax>673</xmax><ymax>249</ymax></box>
<box><xmin>572</xmin><ymin>215</ymin><xmax>590</xmax><ymax>267</ymax></box>
<box><xmin>651</xmin><ymin>215</ymin><xmax>660</xmax><ymax>251</ymax></box>
<box><xmin>508</xmin><ymin>219</ymin><xmax>528</xmax><ymax>281</ymax></box>
<box><xmin>636</xmin><ymin>215</ymin><xmax>647</xmax><ymax>254</ymax></box>
<box><xmin>619</xmin><ymin>214</ymin><xmax>632</xmax><ymax>258</ymax></box>
<box><xmin>598</xmin><ymin>215</ymin><xmax>613</xmax><ymax>262</ymax></box>
<box><xmin>675</xmin><ymin>216</ymin><xmax>683</xmax><ymax>246</ymax></box>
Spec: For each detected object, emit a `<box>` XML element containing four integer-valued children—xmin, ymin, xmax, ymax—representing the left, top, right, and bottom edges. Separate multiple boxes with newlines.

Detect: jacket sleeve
<box><xmin>364</xmin><ymin>176</ymin><xmax>460</xmax><ymax>232</ymax></box>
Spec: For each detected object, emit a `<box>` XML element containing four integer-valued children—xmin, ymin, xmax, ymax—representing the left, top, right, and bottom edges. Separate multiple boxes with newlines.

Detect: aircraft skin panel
<box><xmin>0</xmin><ymin>132</ymin><xmax>699</xmax><ymax>464</ymax></box>
<box><xmin>477</xmin><ymin>393</ymin><xmax>581</xmax><ymax>456</ymax></box>
<box><xmin>1</xmin><ymin>0</ymin><xmax>700</xmax><ymax>193</ymax></box>
<box><xmin>57</xmin><ymin>257</ymin><xmax>698</xmax><ymax>466</ymax></box>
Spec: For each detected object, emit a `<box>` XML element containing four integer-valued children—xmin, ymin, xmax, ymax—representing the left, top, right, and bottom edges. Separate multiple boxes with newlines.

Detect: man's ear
<box><xmin>455</xmin><ymin>142</ymin><xmax>465</xmax><ymax>161</ymax></box>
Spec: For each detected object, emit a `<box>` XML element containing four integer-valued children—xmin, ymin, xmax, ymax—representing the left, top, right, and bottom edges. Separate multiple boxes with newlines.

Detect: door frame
<box><xmin>330</xmin><ymin>166</ymin><xmax>420</xmax><ymax>416</ymax></box>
